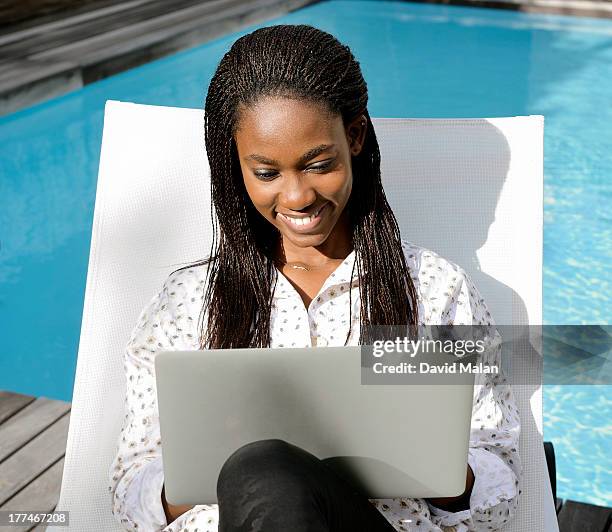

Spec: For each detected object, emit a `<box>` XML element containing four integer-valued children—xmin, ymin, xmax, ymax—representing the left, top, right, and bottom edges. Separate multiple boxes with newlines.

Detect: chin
<box><xmin>281</xmin><ymin>230</ymin><xmax>329</xmax><ymax>247</ymax></box>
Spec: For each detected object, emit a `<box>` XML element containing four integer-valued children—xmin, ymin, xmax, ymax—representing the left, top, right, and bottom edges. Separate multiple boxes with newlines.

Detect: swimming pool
<box><xmin>1</xmin><ymin>0</ymin><xmax>610</xmax><ymax>507</ymax></box>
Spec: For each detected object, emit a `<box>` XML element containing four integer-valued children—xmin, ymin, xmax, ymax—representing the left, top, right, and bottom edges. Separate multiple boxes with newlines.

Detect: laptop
<box><xmin>155</xmin><ymin>346</ymin><xmax>475</xmax><ymax>506</ymax></box>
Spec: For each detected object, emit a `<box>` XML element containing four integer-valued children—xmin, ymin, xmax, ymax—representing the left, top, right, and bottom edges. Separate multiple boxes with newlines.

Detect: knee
<box><xmin>234</xmin><ymin>438</ymin><xmax>292</xmax><ymax>459</ymax></box>
<box><xmin>219</xmin><ymin>439</ymin><xmax>292</xmax><ymax>478</ymax></box>
<box><xmin>217</xmin><ymin>439</ymin><xmax>309</xmax><ymax>496</ymax></box>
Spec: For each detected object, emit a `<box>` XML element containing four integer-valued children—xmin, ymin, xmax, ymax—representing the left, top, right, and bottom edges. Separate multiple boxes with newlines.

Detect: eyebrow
<box><xmin>246</xmin><ymin>144</ymin><xmax>335</xmax><ymax>166</ymax></box>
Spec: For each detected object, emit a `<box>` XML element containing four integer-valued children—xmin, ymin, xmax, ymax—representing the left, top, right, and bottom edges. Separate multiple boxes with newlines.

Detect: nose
<box><xmin>279</xmin><ymin>173</ymin><xmax>317</xmax><ymax>211</ymax></box>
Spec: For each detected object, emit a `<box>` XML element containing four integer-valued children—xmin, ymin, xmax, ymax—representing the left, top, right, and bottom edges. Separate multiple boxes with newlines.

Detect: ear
<box><xmin>346</xmin><ymin>114</ymin><xmax>368</xmax><ymax>157</ymax></box>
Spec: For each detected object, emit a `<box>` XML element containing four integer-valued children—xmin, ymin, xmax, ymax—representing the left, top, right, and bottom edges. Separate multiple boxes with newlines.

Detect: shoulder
<box><xmin>136</xmin><ymin>263</ymin><xmax>211</xmax><ymax>346</ymax></box>
<box><xmin>125</xmin><ymin>262</ymin><xmax>213</xmax><ymax>364</ymax></box>
<box><xmin>399</xmin><ymin>238</ymin><xmax>464</xmax><ymax>283</ymax></box>
<box><xmin>159</xmin><ymin>262</ymin><xmax>212</xmax><ymax>321</ymax></box>
<box><xmin>162</xmin><ymin>263</ymin><xmax>210</xmax><ymax>300</ymax></box>
<box><xmin>399</xmin><ymin>239</ymin><xmax>489</xmax><ymax>325</ymax></box>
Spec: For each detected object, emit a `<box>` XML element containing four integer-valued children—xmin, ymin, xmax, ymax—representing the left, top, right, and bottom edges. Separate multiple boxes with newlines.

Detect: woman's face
<box><xmin>234</xmin><ymin>96</ymin><xmax>366</xmax><ymax>253</ymax></box>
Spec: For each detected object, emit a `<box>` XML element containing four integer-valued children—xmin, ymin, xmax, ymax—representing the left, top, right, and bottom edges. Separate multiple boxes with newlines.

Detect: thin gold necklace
<box><xmin>273</xmin><ymin>258</ymin><xmax>340</xmax><ymax>272</ymax></box>
<box><xmin>283</xmin><ymin>262</ymin><xmax>310</xmax><ymax>271</ymax></box>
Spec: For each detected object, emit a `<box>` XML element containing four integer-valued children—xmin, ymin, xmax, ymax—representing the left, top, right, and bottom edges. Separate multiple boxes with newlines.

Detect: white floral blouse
<box><xmin>108</xmin><ymin>239</ymin><xmax>521</xmax><ymax>532</ymax></box>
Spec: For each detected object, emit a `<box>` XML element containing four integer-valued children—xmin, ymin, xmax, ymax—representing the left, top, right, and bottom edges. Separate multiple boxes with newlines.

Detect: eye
<box><xmin>254</xmin><ymin>169</ymin><xmax>278</xmax><ymax>181</ymax></box>
<box><xmin>306</xmin><ymin>158</ymin><xmax>335</xmax><ymax>172</ymax></box>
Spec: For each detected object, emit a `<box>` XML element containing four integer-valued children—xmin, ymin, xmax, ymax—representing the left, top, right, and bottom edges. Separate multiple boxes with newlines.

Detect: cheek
<box><xmin>242</xmin><ymin>173</ymin><xmax>276</xmax><ymax>215</ymax></box>
<box><xmin>328</xmin><ymin>168</ymin><xmax>353</xmax><ymax>201</ymax></box>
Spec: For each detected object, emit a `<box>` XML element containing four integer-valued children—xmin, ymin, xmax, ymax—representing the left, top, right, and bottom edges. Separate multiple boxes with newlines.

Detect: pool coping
<box><xmin>412</xmin><ymin>0</ymin><xmax>612</xmax><ymax>20</ymax></box>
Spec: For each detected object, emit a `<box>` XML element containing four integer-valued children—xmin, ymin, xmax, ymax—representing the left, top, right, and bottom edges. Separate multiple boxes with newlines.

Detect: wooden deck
<box><xmin>557</xmin><ymin>499</ymin><xmax>612</xmax><ymax>532</ymax></box>
<box><xmin>0</xmin><ymin>390</ymin><xmax>611</xmax><ymax>531</ymax></box>
<box><xmin>0</xmin><ymin>391</ymin><xmax>70</xmax><ymax>532</ymax></box>
<box><xmin>0</xmin><ymin>0</ymin><xmax>315</xmax><ymax>116</ymax></box>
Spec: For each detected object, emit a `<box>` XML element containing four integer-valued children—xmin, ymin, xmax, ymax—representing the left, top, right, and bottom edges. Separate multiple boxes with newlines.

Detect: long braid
<box><xmin>174</xmin><ymin>25</ymin><xmax>419</xmax><ymax>349</ymax></box>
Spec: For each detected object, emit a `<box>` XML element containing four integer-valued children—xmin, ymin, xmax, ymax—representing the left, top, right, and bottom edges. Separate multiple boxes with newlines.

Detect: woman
<box><xmin>109</xmin><ymin>24</ymin><xmax>521</xmax><ymax>532</ymax></box>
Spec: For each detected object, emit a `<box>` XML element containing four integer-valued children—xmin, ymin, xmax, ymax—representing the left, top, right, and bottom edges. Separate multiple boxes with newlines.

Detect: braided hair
<box><xmin>178</xmin><ymin>24</ymin><xmax>419</xmax><ymax>348</ymax></box>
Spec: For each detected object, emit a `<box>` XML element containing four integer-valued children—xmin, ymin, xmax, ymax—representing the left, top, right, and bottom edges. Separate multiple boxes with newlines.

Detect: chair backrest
<box><xmin>50</xmin><ymin>101</ymin><xmax>555</xmax><ymax>531</ymax></box>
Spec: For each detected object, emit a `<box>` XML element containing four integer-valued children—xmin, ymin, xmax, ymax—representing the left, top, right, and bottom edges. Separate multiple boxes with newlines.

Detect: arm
<box><xmin>161</xmin><ymin>483</ymin><xmax>194</xmax><ymax>523</ymax></box>
<box><xmin>427</xmin><ymin>465</ymin><xmax>474</xmax><ymax>512</ymax></box>
<box><xmin>427</xmin><ymin>267</ymin><xmax>522</xmax><ymax>531</ymax></box>
<box><xmin>108</xmin><ymin>285</ymin><xmax>172</xmax><ymax>531</ymax></box>
<box><xmin>109</xmin><ymin>271</ymin><xmax>220</xmax><ymax>531</ymax></box>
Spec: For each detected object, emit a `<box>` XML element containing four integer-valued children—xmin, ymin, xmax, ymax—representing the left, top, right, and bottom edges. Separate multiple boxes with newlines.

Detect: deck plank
<box><xmin>0</xmin><ymin>398</ymin><xmax>71</xmax><ymax>463</ymax></box>
<box><xmin>0</xmin><ymin>458</ymin><xmax>64</xmax><ymax>532</ymax></box>
<box><xmin>0</xmin><ymin>413</ymin><xmax>70</xmax><ymax>506</ymax></box>
<box><xmin>558</xmin><ymin>500</ymin><xmax>612</xmax><ymax>532</ymax></box>
<box><xmin>29</xmin><ymin>0</ymin><xmax>274</xmax><ymax>63</ymax></box>
<box><xmin>0</xmin><ymin>392</ymin><xmax>35</xmax><ymax>425</ymax></box>
<box><xmin>0</xmin><ymin>59</ymin><xmax>78</xmax><ymax>92</ymax></box>
<box><xmin>0</xmin><ymin>0</ymin><xmax>154</xmax><ymax>45</ymax></box>
<box><xmin>0</xmin><ymin>0</ymin><xmax>204</xmax><ymax>58</ymax></box>
<box><xmin>556</xmin><ymin>498</ymin><xmax>563</xmax><ymax>515</ymax></box>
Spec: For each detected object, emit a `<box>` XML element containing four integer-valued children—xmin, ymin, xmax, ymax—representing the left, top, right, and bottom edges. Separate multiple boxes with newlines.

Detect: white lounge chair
<box><xmin>49</xmin><ymin>101</ymin><xmax>557</xmax><ymax>532</ymax></box>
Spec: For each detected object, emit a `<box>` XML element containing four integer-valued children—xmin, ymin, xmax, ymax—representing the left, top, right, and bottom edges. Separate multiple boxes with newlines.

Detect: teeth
<box><xmin>282</xmin><ymin>204</ymin><xmax>325</xmax><ymax>226</ymax></box>
<box><xmin>287</xmin><ymin>214</ymin><xmax>313</xmax><ymax>225</ymax></box>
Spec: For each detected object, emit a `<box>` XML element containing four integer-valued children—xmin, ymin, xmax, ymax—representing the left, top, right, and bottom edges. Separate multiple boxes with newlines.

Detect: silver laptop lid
<box><xmin>155</xmin><ymin>346</ymin><xmax>474</xmax><ymax>505</ymax></box>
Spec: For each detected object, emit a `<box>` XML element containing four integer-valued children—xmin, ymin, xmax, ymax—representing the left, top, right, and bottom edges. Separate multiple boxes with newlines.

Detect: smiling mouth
<box><xmin>277</xmin><ymin>202</ymin><xmax>328</xmax><ymax>231</ymax></box>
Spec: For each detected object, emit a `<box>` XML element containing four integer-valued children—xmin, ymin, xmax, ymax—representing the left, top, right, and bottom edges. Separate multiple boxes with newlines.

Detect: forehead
<box><xmin>234</xmin><ymin>96</ymin><xmax>344</xmax><ymax>157</ymax></box>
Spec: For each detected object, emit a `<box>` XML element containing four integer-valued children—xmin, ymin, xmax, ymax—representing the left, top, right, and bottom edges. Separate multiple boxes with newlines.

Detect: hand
<box><xmin>161</xmin><ymin>483</ymin><xmax>195</xmax><ymax>524</ymax></box>
<box><xmin>426</xmin><ymin>464</ymin><xmax>474</xmax><ymax>513</ymax></box>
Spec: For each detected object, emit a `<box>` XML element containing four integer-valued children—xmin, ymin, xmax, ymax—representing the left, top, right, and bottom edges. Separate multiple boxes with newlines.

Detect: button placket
<box><xmin>308</xmin><ymin>298</ymin><xmax>322</xmax><ymax>347</ymax></box>
<box><xmin>308</xmin><ymin>294</ymin><xmax>327</xmax><ymax>347</ymax></box>
<box><xmin>291</xmin><ymin>299</ymin><xmax>312</xmax><ymax>347</ymax></box>
<box><xmin>272</xmin><ymin>273</ymin><xmax>313</xmax><ymax>347</ymax></box>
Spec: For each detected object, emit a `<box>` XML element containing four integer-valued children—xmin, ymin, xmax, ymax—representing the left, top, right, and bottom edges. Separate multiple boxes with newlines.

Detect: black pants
<box><xmin>217</xmin><ymin>439</ymin><xmax>397</xmax><ymax>532</ymax></box>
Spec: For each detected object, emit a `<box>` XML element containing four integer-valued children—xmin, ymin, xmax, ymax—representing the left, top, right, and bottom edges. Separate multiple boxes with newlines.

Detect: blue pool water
<box><xmin>1</xmin><ymin>0</ymin><xmax>610</xmax><ymax>506</ymax></box>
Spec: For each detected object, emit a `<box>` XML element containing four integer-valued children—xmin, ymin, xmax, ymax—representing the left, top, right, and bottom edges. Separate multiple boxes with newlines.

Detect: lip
<box><xmin>277</xmin><ymin>202</ymin><xmax>329</xmax><ymax>233</ymax></box>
